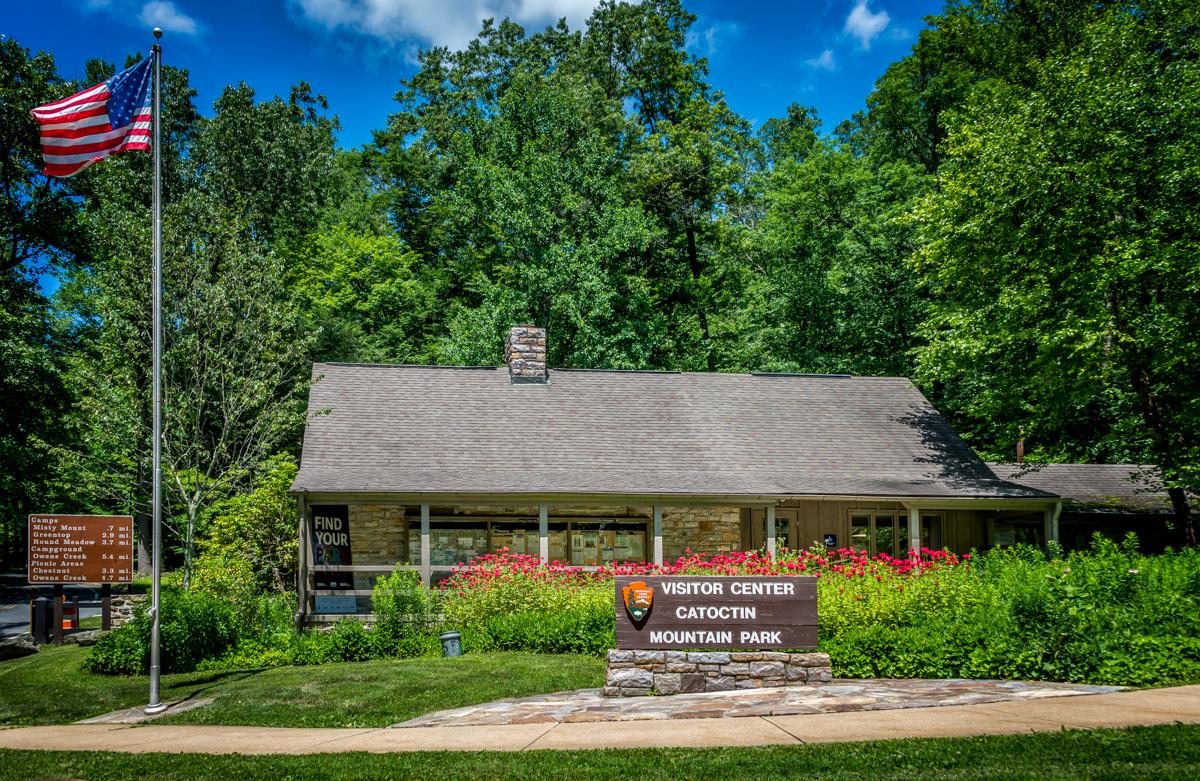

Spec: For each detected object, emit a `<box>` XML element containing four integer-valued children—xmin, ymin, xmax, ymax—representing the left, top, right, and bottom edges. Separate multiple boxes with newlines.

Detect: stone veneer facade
<box><xmin>660</xmin><ymin>506</ymin><xmax>741</xmax><ymax>561</ymax></box>
<box><xmin>338</xmin><ymin>504</ymin><xmax>743</xmax><ymax>568</ymax></box>
<box><xmin>604</xmin><ymin>649</ymin><xmax>832</xmax><ymax>696</ymax></box>
<box><xmin>110</xmin><ymin>593</ymin><xmax>146</xmax><ymax>627</ymax></box>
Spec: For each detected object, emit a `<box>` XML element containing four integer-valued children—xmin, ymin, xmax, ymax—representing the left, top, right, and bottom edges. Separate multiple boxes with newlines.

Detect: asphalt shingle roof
<box><xmin>292</xmin><ymin>364</ymin><xmax>1054</xmax><ymax>500</ymax></box>
<box><xmin>989</xmin><ymin>463</ymin><xmax>1169</xmax><ymax>512</ymax></box>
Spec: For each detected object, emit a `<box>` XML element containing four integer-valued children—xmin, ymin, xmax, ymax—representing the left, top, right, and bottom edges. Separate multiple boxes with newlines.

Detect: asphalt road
<box><xmin>0</xmin><ymin>579</ymin><xmax>102</xmax><ymax>638</ymax></box>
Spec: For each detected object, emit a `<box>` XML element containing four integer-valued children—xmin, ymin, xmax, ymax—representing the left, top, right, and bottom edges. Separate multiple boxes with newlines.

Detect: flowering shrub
<box><xmin>436</xmin><ymin>537</ymin><xmax>1200</xmax><ymax>687</ymax></box>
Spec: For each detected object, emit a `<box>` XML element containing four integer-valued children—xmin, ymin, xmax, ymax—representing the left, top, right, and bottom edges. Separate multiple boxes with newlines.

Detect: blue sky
<box><xmin>5</xmin><ymin>0</ymin><xmax>943</xmax><ymax>147</ymax></box>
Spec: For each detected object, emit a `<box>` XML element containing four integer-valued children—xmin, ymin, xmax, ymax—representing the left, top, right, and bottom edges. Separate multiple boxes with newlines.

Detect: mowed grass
<box><xmin>1</xmin><ymin>725</ymin><xmax>1199</xmax><ymax>780</ymax></box>
<box><xmin>0</xmin><ymin>645</ymin><xmax>604</xmax><ymax>727</ymax></box>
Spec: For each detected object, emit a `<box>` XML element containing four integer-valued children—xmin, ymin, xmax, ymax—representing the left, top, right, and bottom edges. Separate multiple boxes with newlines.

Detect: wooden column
<box><xmin>766</xmin><ymin>505</ymin><xmax>776</xmax><ymax>560</ymax></box>
<box><xmin>538</xmin><ymin>504</ymin><xmax>549</xmax><ymax>564</ymax></box>
<box><xmin>1051</xmin><ymin>501</ymin><xmax>1062</xmax><ymax>544</ymax></box>
<box><xmin>294</xmin><ymin>494</ymin><xmax>309</xmax><ymax>631</ymax></box>
<box><xmin>420</xmin><ymin>503</ymin><xmax>431</xmax><ymax>586</ymax></box>
<box><xmin>908</xmin><ymin>506</ymin><xmax>921</xmax><ymax>559</ymax></box>
<box><xmin>652</xmin><ymin>505</ymin><xmax>663</xmax><ymax>566</ymax></box>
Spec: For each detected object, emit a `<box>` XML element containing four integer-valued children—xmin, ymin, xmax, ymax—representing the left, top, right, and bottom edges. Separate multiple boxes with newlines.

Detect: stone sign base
<box><xmin>604</xmin><ymin>649</ymin><xmax>832</xmax><ymax>697</ymax></box>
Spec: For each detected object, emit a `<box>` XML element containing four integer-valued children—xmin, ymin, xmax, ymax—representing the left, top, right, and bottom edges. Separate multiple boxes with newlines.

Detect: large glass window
<box><xmin>851</xmin><ymin>514</ymin><xmax>871</xmax><ymax>551</ymax></box>
<box><xmin>569</xmin><ymin>520</ymin><xmax>646</xmax><ymax>566</ymax></box>
<box><xmin>408</xmin><ymin>522</ymin><xmax>488</xmax><ymax>566</ymax></box>
<box><xmin>774</xmin><ymin>515</ymin><xmax>790</xmax><ymax>550</ymax></box>
<box><xmin>850</xmin><ymin>511</ymin><xmax>911</xmax><ymax>557</ymax></box>
<box><xmin>876</xmin><ymin>514</ymin><xmax>896</xmax><ymax>556</ymax></box>
<box><xmin>991</xmin><ymin>517</ymin><xmax>1043</xmax><ymax>548</ymax></box>
<box><xmin>489</xmin><ymin>522</ymin><xmax>540</xmax><ymax>557</ymax></box>
<box><xmin>407</xmin><ymin>516</ymin><xmax>648</xmax><ymax>567</ymax></box>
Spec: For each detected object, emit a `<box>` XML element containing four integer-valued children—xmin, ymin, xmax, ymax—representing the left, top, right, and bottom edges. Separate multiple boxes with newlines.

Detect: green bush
<box><xmin>467</xmin><ymin>605</ymin><xmax>615</xmax><ymax>656</ymax></box>
<box><xmin>323</xmin><ymin>619</ymin><xmax>375</xmax><ymax>662</ymax></box>
<box><xmin>371</xmin><ymin>568</ymin><xmax>438</xmax><ymax>656</ymax></box>
<box><xmin>85</xmin><ymin>588</ymin><xmax>240</xmax><ymax>675</ymax></box>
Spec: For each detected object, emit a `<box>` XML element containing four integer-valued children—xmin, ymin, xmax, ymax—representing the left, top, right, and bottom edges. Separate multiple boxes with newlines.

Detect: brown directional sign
<box><xmin>27</xmin><ymin>515</ymin><xmax>134</xmax><ymax>584</ymax></box>
<box><xmin>615</xmin><ymin>575</ymin><xmax>817</xmax><ymax>650</ymax></box>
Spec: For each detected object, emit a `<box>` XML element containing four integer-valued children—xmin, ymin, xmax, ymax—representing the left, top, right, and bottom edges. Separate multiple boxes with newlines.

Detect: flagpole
<box><xmin>145</xmin><ymin>26</ymin><xmax>166</xmax><ymax>716</ymax></box>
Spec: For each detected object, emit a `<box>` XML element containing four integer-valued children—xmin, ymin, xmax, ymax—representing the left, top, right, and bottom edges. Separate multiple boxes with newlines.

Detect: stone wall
<box><xmin>660</xmin><ymin>507</ymin><xmax>742</xmax><ymax>561</ymax></box>
<box><xmin>347</xmin><ymin>504</ymin><xmax>408</xmax><ymax>565</ymax></box>
<box><xmin>110</xmin><ymin>593</ymin><xmax>146</xmax><ymax>627</ymax></box>
<box><xmin>604</xmin><ymin>649</ymin><xmax>832</xmax><ymax>697</ymax></box>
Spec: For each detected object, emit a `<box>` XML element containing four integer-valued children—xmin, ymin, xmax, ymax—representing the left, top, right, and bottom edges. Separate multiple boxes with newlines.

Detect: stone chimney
<box><xmin>504</xmin><ymin>325</ymin><xmax>548</xmax><ymax>384</ymax></box>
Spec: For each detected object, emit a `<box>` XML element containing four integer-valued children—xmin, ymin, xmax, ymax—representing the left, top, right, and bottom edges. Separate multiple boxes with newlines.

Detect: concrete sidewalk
<box><xmin>0</xmin><ymin>685</ymin><xmax>1197</xmax><ymax>755</ymax></box>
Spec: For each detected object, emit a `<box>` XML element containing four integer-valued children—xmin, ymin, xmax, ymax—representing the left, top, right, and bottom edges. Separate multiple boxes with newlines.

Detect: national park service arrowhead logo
<box><xmin>622</xmin><ymin>580</ymin><xmax>654</xmax><ymax>622</ymax></box>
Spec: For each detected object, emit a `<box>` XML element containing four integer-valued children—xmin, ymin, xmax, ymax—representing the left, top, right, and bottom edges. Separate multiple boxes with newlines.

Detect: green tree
<box><xmin>195</xmin><ymin>454</ymin><xmax>300</xmax><ymax>595</ymax></box>
<box><xmin>912</xmin><ymin>0</ymin><xmax>1200</xmax><ymax>540</ymax></box>
<box><xmin>739</xmin><ymin>106</ymin><xmax>928</xmax><ymax>376</ymax></box>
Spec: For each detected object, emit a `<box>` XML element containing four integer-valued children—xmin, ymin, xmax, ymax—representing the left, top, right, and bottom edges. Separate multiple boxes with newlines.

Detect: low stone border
<box><xmin>605</xmin><ymin>649</ymin><xmax>832</xmax><ymax>697</ymax></box>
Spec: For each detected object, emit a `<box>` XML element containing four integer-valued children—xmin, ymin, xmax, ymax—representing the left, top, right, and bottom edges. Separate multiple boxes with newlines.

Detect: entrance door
<box><xmin>746</xmin><ymin>509</ymin><xmax>797</xmax><ymax>552</ymax></box>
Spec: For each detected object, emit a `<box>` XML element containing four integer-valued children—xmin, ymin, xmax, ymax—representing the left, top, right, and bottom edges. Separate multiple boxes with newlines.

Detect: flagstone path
<box><xmin>393</xmin><ymin>678</ymin><xmax>1123</xmax><ymax>727</ymax></box>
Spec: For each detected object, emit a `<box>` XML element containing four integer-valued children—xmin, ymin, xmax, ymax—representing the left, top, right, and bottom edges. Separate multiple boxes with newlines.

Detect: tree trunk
<box><xmin>686</xmin><ymin>225</ymin><xmax>715</xmax><ymax>371</ymax></box>
<box><xmin>183</xmin><ymin>503</ymin><xmax>197</xmax><ymax>590</ymax></box>
<box><xmin>134</xmin><ymin>460</ymin><xmax>152</xmax><ymax>575</ymax></box>
<box><xmin>1167</xmin><ymin>487</ymin><xmax>1196</xmax><ymax>548</ymax></box>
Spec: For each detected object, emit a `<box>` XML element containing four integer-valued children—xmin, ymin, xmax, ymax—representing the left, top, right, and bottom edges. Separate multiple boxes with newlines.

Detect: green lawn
<box><xmin>1</xmin><ymin>725</ymin><xmax>1198</xmax><ymax>780</ymax></box>
<box><xmin>0</xmin><ymin>645</ymin><xmax>604</xmax><ymax>727</ymax></box>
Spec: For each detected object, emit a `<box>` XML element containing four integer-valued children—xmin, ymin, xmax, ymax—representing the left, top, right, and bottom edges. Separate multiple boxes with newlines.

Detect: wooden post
<box><xmin>420</xmin><ymin>503</ymin><xmax>431</xmax><ymax>586</ymax></box>
<box><xmin>101</xmin><ymin>583</ymin><xmax>112</xmax><ymax>630</ymax></box>
<box><xmin>32</xmin><ymin>594</ymin><xmax>49</xmax><ymax>644</ymax></box>
<box><xmin>652</xmin><ymin>505</ymin><xmax>663</xmax><ymax>566</ymax></box>
<box><xmin>538</xmin><ymin>504</ymin><xmax>549</xmax><ymax>564</ymax></box>
<box><xmin>908</xmin><ymin>506</ymin><xmax>921</xmax><ymax>560</ymax></box>
<box><xmin>294</xmin><ymin>495</ymin><xmax>309</xmax><ymax>632</ymax></box>
<box><xmin>52</xmin><ymin>584</ymin><xmax>63</xmax><ymax>646</ymax></box>
<box><xmin>766</xmin><ymin>505</ymin><xmax>776</xmax><ymax>560</ymax></box>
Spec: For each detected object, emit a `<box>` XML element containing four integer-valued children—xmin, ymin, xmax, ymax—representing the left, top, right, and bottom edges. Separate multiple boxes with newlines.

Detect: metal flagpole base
<box><xmin>143</xmin><ymin>702</ymin><xmax>169</xmax><ymax>715</ymax></box>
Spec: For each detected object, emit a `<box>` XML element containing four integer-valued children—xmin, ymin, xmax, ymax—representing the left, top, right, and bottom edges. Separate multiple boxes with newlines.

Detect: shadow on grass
<box><xmin>172</xmin><ymin>669</ymin><xmax>265</xmax><ymax>701</ymax></box>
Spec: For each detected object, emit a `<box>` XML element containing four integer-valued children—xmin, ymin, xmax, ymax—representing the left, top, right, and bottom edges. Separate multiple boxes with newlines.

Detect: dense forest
<box><xmin>2</xmin><ymin>0</ymin><xmax>1198</xmax><ymax>569</ymax></box>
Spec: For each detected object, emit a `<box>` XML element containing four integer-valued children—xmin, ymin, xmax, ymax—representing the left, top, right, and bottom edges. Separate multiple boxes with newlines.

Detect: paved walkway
<box><xmin>0</xmin><ymin>685</ymin><xmax>1197</xmax><ymax>754</ymax></box>
<box><xmin>394</xmin><ymin>679</ymin><xmax>1121</xmax><ymax>727</ymax></box>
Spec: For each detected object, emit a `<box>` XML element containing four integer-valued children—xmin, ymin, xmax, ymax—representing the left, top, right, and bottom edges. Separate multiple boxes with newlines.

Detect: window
<box><xmin>408</xmin><ymin>515</ymin><xmax>649</xmax><ymax>568</ymax></box>
<box><xmin>849</xmin><ymin>511</ymin><xmax>910</xmax><ymax>557</ymax></box>
<box><xmin>569</xmin><ymin>520</ymin><xmax>647</xmax><ymax>566</ymax></box>
<box><xmin>773</xmin><ymin>514</ymin><xmax>790</xmax><ymax>550</ymax></box>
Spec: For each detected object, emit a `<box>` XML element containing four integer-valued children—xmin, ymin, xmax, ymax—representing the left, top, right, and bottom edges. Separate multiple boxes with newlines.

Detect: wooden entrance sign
<box><xmin>27</xmin><ymin>515</ymin><xmax>134</xmax><ymax>584</ymax></box>
<box><xmin>615</xmin><ymin>575</ymin><xmax>817</xmax><ymax>650</ymax></box>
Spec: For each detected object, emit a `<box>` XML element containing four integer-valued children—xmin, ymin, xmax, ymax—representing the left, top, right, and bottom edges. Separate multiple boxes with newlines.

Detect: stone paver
<box><xmin>393</xmin><ymin>678</ymin><xmax>1122</xmax><ymax>727</ymax></box>
<box><xmin>77</xmin><ymin>698</ymin><xmax>213</xmax><ymax>724</ymax></box>
<box><xmin>0</xmin><ymin>684</ymin><xmax>1194</xmax><ymax>755</ymax></box>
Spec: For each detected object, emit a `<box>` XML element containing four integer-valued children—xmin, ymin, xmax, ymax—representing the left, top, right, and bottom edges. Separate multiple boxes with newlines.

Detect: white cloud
<box><xmin>685</xmin><ymin>20</ymin><xmax>741</xmax><ymax>59</ymax></box>
<box><xmin>290</xmin><ymin>0</ymin><xmax>600</xmax><ymax>52</ymax></box>
<box><xmin>80</xmin><ymin>1</ymin><xmax>201</xmax><ymax>36</ymax></box>
<box><xmin>805</xmin><ymin>48</ymin><xmax>836</xmax><ymax>71</ymax></box>
<box><xmin>140</xmin><ymin>1</ymin><xmax>199</xmax><ymax>35</ymax></box>
<box><xmin>844</xmin><ymin>0</ymin><xmax>889</xmax><ymax>49</ymax></box>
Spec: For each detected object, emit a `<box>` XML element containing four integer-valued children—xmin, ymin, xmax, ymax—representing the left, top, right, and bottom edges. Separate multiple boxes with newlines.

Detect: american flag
<box><xmin>31</xmin><ymin>56</ymin><xmax>153</xmax><ymax>178</ymax></box>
